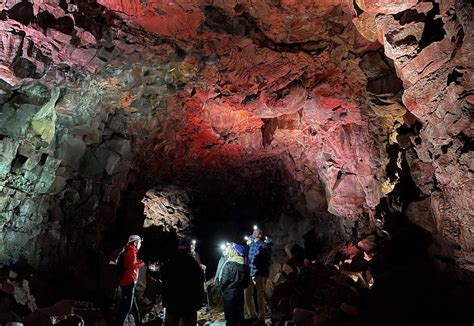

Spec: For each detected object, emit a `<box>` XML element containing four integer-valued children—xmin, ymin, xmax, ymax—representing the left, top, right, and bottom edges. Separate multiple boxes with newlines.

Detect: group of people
<box><xmin>215</xmin><ymin>226</ymin><xmax>272</xmax><ymax>326</ymax></box>
<box><xmin>115</xmin><ymin>226</ymin><xmax>273</xmax><ymax>326</ymax></box>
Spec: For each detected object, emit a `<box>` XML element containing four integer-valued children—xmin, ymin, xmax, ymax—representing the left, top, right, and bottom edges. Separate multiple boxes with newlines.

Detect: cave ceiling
<box><xmin>0</xmin><ymin>0</ymin><xmax>472</xmax><ymax>271</ymax></box>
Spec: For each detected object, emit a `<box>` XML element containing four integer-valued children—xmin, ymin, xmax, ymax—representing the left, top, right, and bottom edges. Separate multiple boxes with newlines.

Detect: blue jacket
<box><xmin>247</xmin><ymin>237</ymin><xmax>272</xmax><ymax>277</ymax></box>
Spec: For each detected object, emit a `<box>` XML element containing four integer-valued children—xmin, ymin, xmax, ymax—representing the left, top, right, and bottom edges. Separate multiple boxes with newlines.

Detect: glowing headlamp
<box><xmin>253</xmin><ymin>225</ymin><xmax>258</xmax><ymax>230</ymax></box>
<box><xmin>244</xmin><ymin>236</ymin><xmax>249</xmax><ymax>241</ymax></box>
<box><xmin>192</xmin><ymin>239</ymin><xmax>196</xmax><ymax>245</ymax></box>
<box><xmin>220</xmin><ymin>243</ymin><xmax>226</xmax><ymax>251</ymax></box>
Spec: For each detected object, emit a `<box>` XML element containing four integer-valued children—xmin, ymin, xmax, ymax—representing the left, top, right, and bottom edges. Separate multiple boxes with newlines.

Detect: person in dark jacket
<box><xmin>117</xmin><ymin>235</ymin><xmax>145</xmax><ymax>326</ymax></box>
<box><xmin>244</xmin><ymin>226</ymin><xmax>272</xmax><ymax>321</ymax></box>
<box><xmin>218</xmin><ymin>242</ymin><xmax>250</xmax><ymax>326</ymax></box>
<box><xmin>161</xmin><ymin>238</ymin><xmax>204</xmax><ymax>326</ymax></box>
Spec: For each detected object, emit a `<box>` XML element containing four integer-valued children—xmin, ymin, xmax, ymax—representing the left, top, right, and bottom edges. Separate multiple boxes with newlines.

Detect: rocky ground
<box><xmin>1</xmin><ymin>223</ymin><xmax>473</xmax><ymax>325</ymax></box>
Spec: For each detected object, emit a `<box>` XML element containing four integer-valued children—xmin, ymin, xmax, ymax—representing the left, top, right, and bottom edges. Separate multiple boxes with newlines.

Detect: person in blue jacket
<box><xmin>244</xmin><ymin>226</ymin><xmax>272</xmax><ymax>322</ymax></box>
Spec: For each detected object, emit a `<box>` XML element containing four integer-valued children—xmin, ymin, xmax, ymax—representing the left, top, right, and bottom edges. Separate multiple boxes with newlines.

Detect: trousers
<box><xmin>117</xmin><ymin>283</ymin><xmax>135</xmax><ymax>326</ymax></box>
<box><xmin>223</xmin><ymin>288</ymin><xmax>245</xmax><ymax>326</ymax></box>
<box><xmin>244</xmin><ymin>275</ymin><xmax>267</xmax><ymax>320</ymax></box>
<box><xmin>164</xmin><ymin>311</ymin><xmax>197</xmax><ymax>326</ymax></box>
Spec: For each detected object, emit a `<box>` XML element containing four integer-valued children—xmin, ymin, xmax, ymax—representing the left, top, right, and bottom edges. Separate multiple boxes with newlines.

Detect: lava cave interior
<box><xmin>0</xmin><ymin>0</ymin><xmax>473</xmax><ymax>325</ymax></box>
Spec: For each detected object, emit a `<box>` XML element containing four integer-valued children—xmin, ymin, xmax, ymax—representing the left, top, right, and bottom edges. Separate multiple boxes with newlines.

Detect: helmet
<box><xmin>229</xmin><ymin>242</ymin><xmax>245</xmax><ymax>256</ymax></box>
<box><xmin>128</xmin><ymin>235</ymin><xmax>143</xmax><ymax>243</ymax></box>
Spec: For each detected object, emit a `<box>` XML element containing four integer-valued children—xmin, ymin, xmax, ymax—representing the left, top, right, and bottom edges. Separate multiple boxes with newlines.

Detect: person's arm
<box><xmin>194</xmin><ymin>252</ymin><xmax>207</xmax><ymax>270</ymax></box>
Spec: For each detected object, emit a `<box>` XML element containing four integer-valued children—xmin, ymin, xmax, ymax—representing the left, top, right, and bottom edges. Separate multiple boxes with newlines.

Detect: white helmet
<box><xmin>128</xmin><ymin>235</ymin><xmax>143</xmax><ymax>243</ymax></box>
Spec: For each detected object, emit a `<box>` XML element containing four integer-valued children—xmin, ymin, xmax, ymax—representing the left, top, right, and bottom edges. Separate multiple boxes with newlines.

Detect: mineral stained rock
<box><xmin>0</xmin><ymin>0</ymin><xmax>472</xmax><ymax>273</ymax></box>
<box><xmin>353</xmin><ymin>0</ymin><xmax>474</xmax><ymax>272</ymax></box>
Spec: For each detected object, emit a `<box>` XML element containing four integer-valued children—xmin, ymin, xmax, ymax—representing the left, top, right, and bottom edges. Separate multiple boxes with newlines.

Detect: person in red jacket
<box><xmin>117</xmin><ymin>234</ymin><xmax>145</xmax><ymax>326</ymax></box>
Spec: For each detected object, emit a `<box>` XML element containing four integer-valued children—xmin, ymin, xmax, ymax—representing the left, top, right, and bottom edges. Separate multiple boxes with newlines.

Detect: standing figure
<box><xmin>244</xmin><ymin>226</ymin><xmax>272</xmax><ymax>322</ymax></box>
<box><xmin>218</xmin><ymin>242</ymin><xmax>250</xmax><ymax>326</ymax></box>
<box><xmin>161</xmin><ymin>237</ymin><xmax>204</xmax><ymax>326</ymax></box>
<box><xmin>191</xmin><ymin>239</ymin><xmax>207</xmax><ymax>271</ymax></box>
<box><xmin>117</xmin><ymin>235</ymin><xmax>145</xmax><ymax>326</ymax></box>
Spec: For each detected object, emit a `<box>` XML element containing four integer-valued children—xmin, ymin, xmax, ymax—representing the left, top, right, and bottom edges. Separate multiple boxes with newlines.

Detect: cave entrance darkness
<box><xmin>183</xmin><ymin>159</ymin><xmax>302</xmax><ymax>275</ymax></box>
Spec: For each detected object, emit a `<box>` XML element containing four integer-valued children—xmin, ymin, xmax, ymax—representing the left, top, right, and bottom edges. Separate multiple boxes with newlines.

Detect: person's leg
<box><xmin>164</xmin><ymin>311</ymin><xmax>180</xmax><ymax>326</ymax></box>
<box><xmin>117</xmin><ymin>284</ymin><xmax>135</xmax><ymax>326</ymax></box>
<box><xmin>244</xmin><ymin>279</ymin><xmax>257</xmax><ymax>318</ymax></box>
<box><xmin>180</xmin><ymin>312</ymin><xmax>197</xmax><ymax>326</ymax></box>
<box><xmin>235</xmin><ymin>290</ymin><xmax>245</xmax><ymax>326</ymax></box>
<box><xmin>255</xmin><ymin>275</ymin><xmax>267</xmax><ymax>321</ymax></box>
<box><xmin>223</xmin><ymin>292</ymin><xmax>237</xmax><ymax>326</ymax></box>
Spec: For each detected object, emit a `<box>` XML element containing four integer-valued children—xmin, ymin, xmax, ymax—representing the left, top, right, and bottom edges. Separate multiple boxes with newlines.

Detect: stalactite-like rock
<box><xmin>142</xmin><ymin>187</ymin><xmax>193</xmax><ymax>235</ymax></box>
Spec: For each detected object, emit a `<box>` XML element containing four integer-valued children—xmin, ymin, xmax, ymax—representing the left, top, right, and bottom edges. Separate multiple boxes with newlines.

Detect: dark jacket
<box><xmin>219</xmin><ymin>255</ymin><xmax>250</xmax><ymax>294</ymax></box>
<box><xmin>248</xmin><ymin>240</ymin><xmax>271</xmax><ymax>277</ymax></box>
<box><xmin>161</xmin><ymin>250</ymin><xmax>204</xmax><ymax>313</ymax></box>
<box><xmin>119</xmin><ymin>243</ymin><xmax>145</xmax><ymax>287</ymax></box>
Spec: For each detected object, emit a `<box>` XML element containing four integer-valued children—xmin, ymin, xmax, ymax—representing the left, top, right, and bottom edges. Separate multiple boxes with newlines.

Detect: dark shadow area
<box><xmin>362</xmin><ymin>220</ymin><xmax>474</xmax><ymax>326</ymax></box>
<box><xmin>107</xmin><ymin>157</ymin><xmax>303</xmax><ymax>277</ymax></box>
<box><xmin>365</xmin><ymin>119</ymin><xmax>474</xmax><ymax>326</ymax></box>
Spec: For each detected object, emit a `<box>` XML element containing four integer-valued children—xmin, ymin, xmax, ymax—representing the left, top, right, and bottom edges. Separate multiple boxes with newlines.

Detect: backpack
<box><xmin>109</xmin><ymin>246</ymin><xmax>127</xmax><ymax>280</ymax></box>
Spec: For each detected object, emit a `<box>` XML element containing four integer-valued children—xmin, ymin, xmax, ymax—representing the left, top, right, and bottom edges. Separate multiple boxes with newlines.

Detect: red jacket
<box><xmin>119</xmin><ymin>243</ymin><xmax>145</xmax><ymax>287</ymax></box>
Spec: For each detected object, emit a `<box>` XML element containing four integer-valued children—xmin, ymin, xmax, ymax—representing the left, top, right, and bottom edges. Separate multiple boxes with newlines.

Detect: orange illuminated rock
<box><xmin>356</xmin><ymin>0</ymin><xmax>418</xmax><ymax>14</ymax></box>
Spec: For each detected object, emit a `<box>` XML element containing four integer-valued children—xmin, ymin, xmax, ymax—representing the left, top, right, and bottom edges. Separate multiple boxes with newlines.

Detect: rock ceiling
<box><xmin>0</xmin><ymin>0</ymin><xmax>472</xmax><ymax>271</ymax></box>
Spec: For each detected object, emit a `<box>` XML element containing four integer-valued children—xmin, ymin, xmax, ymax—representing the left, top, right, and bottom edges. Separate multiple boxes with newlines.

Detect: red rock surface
<box><xmin>355</xmin><ymin>0</ymin><xmax>418</xmax><ymax>14</ymax></box>
<box><xmin>353</xmin><ymin>0</ymin><xmax>474</xmax><ymax>270</ymax></box>
<box><xmin>0</xmin><ymin>0</ymin><xmax>472</xmax><ymax>274</ymax></box>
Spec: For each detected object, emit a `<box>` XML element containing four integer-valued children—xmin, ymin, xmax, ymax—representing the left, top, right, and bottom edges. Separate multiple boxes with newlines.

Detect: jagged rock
<box><xmin>356</xmin><ymin>0</ymin><xmax>418</xmax><ymax>14</ymax></box>
<box><xmin>0</xmin><ymin>0</ymin><xmax>471</xmax><ymax>288</ymax></box>
<box><xmin>57</xmin><ymin>133</ymin><xmax>87</xmax><ymax>169</ymax></box>
<box><xmin>0</xmin><ymin>103</ymin><xmax>39</xmax><ymax>138</ymax></box>
<box><xmin>0</xmin><ymin>139</ymin><xmax>19</xmax><ymax>178</ymax></box>
<box><xmin>363</xmin><ymin>0</ymin><xmax>473</xmax><ymax>271</ymax></box>
<box><xmin>357</xmin><ymin>235</ymin><xmax>377</xmax><ymax>252</ymax></box>
<box><xmin>406</xmin><ymin>198</ymin><xmax>437</xmax><ymax>234</ymax></box>
<box><xmin>142</xmin><ymin>187</ymin><xmax>192</xmax><ymax>235</ymax></box>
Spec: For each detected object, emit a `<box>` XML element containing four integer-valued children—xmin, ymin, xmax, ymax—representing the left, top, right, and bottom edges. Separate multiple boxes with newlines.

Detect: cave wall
<box><xmin>353</xmin><ymin>0</ymin><xmax>473</xmax><ymax>271</ymax></box>
<box><xmin>0</xmin><ymin>0</ymin><xmax>192</xmax><ymax>267</ymax></box>
<box><xmin>0</xmin><ymin>0</ymin><xmax>472</xmax><ymax>273</ymax></box>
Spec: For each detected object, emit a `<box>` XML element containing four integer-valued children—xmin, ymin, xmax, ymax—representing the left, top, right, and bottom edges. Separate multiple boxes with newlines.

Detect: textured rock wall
<box><xmin>353</xmin><ymin>0</ymin><xmax>473</xmax><ymax>271</ymax></box>
<box><xmin>0</xmin><ymin>0</ymin><xmax>191</xmax><ymax>267</ymax></box>
<box><xmin>112</xmin><ymin>0</ymin><xmax>401</xmax><ymax>220</ymax></box>
<box><xmin>0</xmin><ymin>0</ymin><xmax>471</xmax><ymax>274</ymax></box>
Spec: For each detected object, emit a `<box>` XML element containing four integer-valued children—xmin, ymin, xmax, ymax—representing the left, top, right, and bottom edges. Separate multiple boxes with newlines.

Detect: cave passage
<box><xmin>114</xmin><ymin>158</ymin><xmax>309</xmax><ymax>276</ymax></box>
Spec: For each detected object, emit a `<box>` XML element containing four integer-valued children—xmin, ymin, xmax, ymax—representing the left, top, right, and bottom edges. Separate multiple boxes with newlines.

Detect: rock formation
<box><xmin>0</xmin><ymin>0</ymin><xmax>472</xmax><ymax>278</ymax></box>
